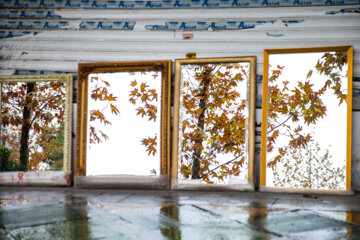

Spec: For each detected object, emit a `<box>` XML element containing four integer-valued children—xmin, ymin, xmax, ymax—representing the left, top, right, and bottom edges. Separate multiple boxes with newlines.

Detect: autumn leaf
<box><xmin>110</xmin><ymin>104</ymin><xmax>120</xmax><ymax>115</ymax></box>
<box><xmin>129</xmin><ymin>98</ymin><xmax>136</xmax><ymax>104</ymax></box>
<box><xmin>87</xmin><ymin>76</ymin><xmax>122</xmax><ymax>144</ymax></box>
<box><xmin>150</xmin><ymin>89</ymin><xmax>158</xmax><ymax>101</ymax></box>
<box><xmin>179</xmin><ymin>63</ymin><xmax>251</xmax><ymax>182</ymax></box>
<box><xmin>141</xmin><ymin>136</ymin><xmax>157</xmax><ymax>156</ymax></box>
<box><xmin>1</xmin><ymin>81</ymin><xmax>67</xmax><ymax>169</ymax></box>
<box><xmin>136</xmin><ymin>107</ymin><xmax>146</xmax><ymax>117</ymax></box>
<box><xmin>306</xmin><ymin>70</ymin><xmax>313</xmax><ymax>79</ymax></box>
<box><xmin>103</xmin><ymin>81</ymin><xmax>110</xmax><ymax>87</ymax></box>
<box><xmin>104</xmin><ymin>94</ymin><xmax>117</xmax><ymax>101</ymax></box>
<box><xmin>130</xmin><ymin>80</ymin><xmax>137</xmax><ymax>87</ymax></box>
<box><xmin>272</xmin><ymin>141</ymin><xmax>346</xmax><ymax>190</ymax></box>
<box><xmin>265</xmin><ymin>51</ymin><xmax>348</xmax><ymax>179</ymax></box>
<box><xmin>140</xmin><ymin>82</ymin><xmax>149</xmax><ymax>92</ymax></box>
<box><xmin>129</xmin><ymin>88</ymin><xmax>139</xmax><ymax>97</ymax></box>
<box><xmin>141</xmin><ymin>93</ymin><xmax>150</xmax><ymax>103</ymax></box>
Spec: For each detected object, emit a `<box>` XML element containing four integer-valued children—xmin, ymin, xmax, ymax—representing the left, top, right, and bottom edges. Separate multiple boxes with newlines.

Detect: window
<box><xmin>172</xmin><ymin>57</ymin><xmax>256</xmax><ymax>190</ymax></box>
<box><xmin>260</xmin><ymin>46</ymin><xmax>353</xmax><ymax>193</ymax></box>
<box><xmin>0</xmin><ymin>74</ymin><xmax>73</xmax><ymax>185</ymax></box>
<box><xmin>76</xmin><ymin>61</ymin><xmax>171</xmax><ymax>188</ymax></box>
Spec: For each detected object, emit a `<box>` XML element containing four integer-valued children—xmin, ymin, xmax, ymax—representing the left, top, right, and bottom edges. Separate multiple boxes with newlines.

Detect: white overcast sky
<box><xmin>86</xmin><ymin>72</ymin><xmax>161</xmax><ymax>176</ymax></box>
<box><xmin>266</xmin><ymin>52</ymin><xmax>348</xmax><ymax>188</ymax></box>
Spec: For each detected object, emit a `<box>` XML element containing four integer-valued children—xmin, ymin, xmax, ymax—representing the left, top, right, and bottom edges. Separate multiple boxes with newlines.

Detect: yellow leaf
<box><xmin>110</xmin><ymin>104</ymin><xmax>120</xmax><ymax>115</ymax></box>
<box><xmin>130</xmin><ymin>80</ymin><xmax>137</xmax><ymax>87</ymax></box>
<box><xmin>140</xmin><ymin>82</ymin><xmax>149</xmax><ymax>92</ymax></box>
<box><xmin>306</xmin><ymin>70</ymin><xmax>313</xmax><ymax>79</ymax></box>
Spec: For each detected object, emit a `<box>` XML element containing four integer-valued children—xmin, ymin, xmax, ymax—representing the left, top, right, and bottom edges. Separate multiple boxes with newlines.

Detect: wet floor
<box><xmin>0</xmin><ymin>188</ymin><xmax>359</xmax><ymax>239</ymax></box>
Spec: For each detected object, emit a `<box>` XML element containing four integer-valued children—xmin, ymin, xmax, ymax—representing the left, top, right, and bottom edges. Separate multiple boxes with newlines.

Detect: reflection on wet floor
<box><xmin>0</xmin><ymin>189</ymin><xmax>359</xmax><ymax>239</ymax></box>
<box><xmin>160</xmin><ymin>205</ymin><xmax>181</xmax><ymax>240</ymax></box>
<box><xmin>347</xmin><ymin>211</ymin><xmax>360</xmax><ymax>225</ymax></box>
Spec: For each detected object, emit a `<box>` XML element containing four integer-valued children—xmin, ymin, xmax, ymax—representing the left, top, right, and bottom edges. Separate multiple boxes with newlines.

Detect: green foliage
<box><xmin>31</xmin><ymin>123</ymin><xmax>65</xmax><ymax>170</ymax></box>
<box><xmin>41</xmin><ymin>124</ymin><xmax>64</xmax><ymax>170</ymax></box>
<box><xmin>0</xmin><ymin>145</ymin><xmax>25</xmax><ymax>171</ymax></box>
<box><xmin>150</xmin><ymin>169</ymin><xmax>157</xmax><ymax>176</ymax></box>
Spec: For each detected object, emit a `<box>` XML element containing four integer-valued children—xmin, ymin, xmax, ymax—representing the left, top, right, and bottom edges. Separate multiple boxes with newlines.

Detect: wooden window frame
<box><xmin>76</xmin><ymin>61</ymin><xmax>171</xmax><ymax>189</ymax></box>
<box><xmin>0</xmin><ymin>74</ymin><xmax>73</xmax><ymax>186</ymax></box>
<box><xmin>260</xmin><ymin>46</ymin><xmax>353</xmax><ymax>194</ymax></box>
<box><xmin>171</xmin><ymin>57</ymin><xmax>257</xmax><ymax>190</ymax></box>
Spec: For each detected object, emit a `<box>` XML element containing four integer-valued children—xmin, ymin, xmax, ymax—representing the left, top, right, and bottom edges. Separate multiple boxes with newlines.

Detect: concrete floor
<box><xmin>0</xmin><ymin>187</ymin><xmax>359</xmax><ymax>240</ymax></box>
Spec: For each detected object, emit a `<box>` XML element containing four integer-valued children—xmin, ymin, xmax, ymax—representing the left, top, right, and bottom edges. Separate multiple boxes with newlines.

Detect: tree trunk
<box><xmin>191</xmin><ymin>69</ymin><xmax>212</xmax><ymax>179</ymax></box>
<box><xmin>19</xmin><ymin>82</ymin><xmax>35</xmax><ymax>169</ymax></box>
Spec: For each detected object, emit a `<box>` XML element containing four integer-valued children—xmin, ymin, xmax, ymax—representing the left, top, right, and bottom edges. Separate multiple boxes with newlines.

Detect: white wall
<box><xmin>1</xmin><ymin>1</ymin><xmax>360</xmax><ymax>190</ymax></box>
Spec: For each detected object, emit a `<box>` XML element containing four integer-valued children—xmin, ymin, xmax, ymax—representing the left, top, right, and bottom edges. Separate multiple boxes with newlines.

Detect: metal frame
<box><xmin>0</xmin><ymin>74</ymin><xmax>73</xmax><ymax>186</ymax></box>
<box><xmin>172</xmin><ymin>57</ymin><xmax>257</xmax><ymax>190</ymax></box>
<box><xmin>76</xmin><ymin>60</ymin><xmax>171</xmax><ymax>189</ymax></box>
<box><xmin>260</xmin><ymin>46</ymin><xmax>353</xmax><ymax>194</ymax></box>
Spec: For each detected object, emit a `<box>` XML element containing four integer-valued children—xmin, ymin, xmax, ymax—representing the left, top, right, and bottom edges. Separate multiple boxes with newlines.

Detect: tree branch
<box><xmin>267</xmin><ymin>106</ymin><xmax>300</xmax><ymax>135</ymax></box>
<box><xmin>267</xmin><ymin>115</ymin><xmax>292</xmax><ymax>135</ymax></box>
<box><xmin>201</xmin><ymin>153</ymin><xmax>244</xmax><ymax>178</ymax></box>
<box><xmin>30</xmin><ymin>95</ymin><xmax>62</xmax><ymax>127</ymax></box>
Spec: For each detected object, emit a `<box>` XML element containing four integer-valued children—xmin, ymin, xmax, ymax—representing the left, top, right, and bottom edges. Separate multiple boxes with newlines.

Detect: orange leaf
<box><xmin>110</xmin><ymin>104</ymin><xmax>120</xmax><ymax>115</ymax></box>
<box><xmin>130</xmin><ymin>80</ymin><xmax>137</xmax><ymax>87</ymax></box>
<box><xmin>136</xmin><ymin>107</ymin><xmax>146</xmax><ymax>117</ymax></box>
<box><xmin>140</xmin><ymin>82</ymin><xmax>149</xmax><ymax>92</ymax></box>
<box><xmin>103</xmin><ymin>81</ymin><xmax>110</xmax><ymax>87</ymax></box>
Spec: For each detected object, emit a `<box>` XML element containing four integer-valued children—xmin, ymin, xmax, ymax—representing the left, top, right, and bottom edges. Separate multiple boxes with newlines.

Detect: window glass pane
<box><xmin>76</xmin><ymin>61</ymin><xmax>171</xmax><ymax>188</ymax></box>
<box><xmin>265</xmin><ymin>51</ymin><xmax>348</xmax><ymax>190</ymax></box>
<box><xmin>172</xmin><ymin>57</ymin><xmax>256</xmax><ymax>189</ymax></box>
<box><xmin>86</xmin><ymin>71</ymin><xmax>162</xmax><ymax>176</ymax></box>
<box><xmin>0</xmin><ymin>74</ymin><xmax>72</xmax><ymax>185</ymax></box>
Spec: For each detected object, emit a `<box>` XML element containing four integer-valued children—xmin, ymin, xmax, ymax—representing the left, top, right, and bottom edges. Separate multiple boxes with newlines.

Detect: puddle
<box><xmin>10</xmin><ymin>219</ymin><xmax>130</xmax><ymax>240</ymax></box>
<box><xmin>262</xmin><ymin>210</ymin><xmax>360</xmax><ymax>239</ymax></box>
<box><xmin>0</xmin><ymin>195</ymin><xmax>359</xmax><ymax>240</ymax></box>
<box><xmin>90</xmin><ymin>201</ymin><xmax>167</xmax><ymax>214</ymax></box>
<box><xmin>198</xmin><ymin>202</ymin><xmax>284</xmax><ymax>222</ymax></box>
<box><xmin>0</xmin><ymin>232</ymin><xmax>9</xmax><ymax>240</ymax></box>
<box><xmin>196</xmin><ymin>205</ymin><xmax>360</xmax><ymax>239</ymax></box>
<box><xmin>0</xmin><ymin>199</ymin><xmax>41</xmax><ymax>208</ymax></box>
<box><xmin>115</xmin><ymin>204</ymin><xmax>273</xmax><ymax>239</ymax></box>
<box><xmin>311</xmin><ymin>210</ymin><xmax>360</xmax><ymax>226</ymax></box>
<box><xmin>347</xmin><ymin>211</ymin><xmax>360</xmax><ymax>225</ymax></box>
<box><xmin>0</xmin><ymin>204</ymin><xmax>85</xmax><ymax>229</ymax></box>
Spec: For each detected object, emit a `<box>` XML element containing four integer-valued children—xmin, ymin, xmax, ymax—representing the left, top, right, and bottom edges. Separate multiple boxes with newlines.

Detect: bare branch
<box><xmin>201</xmin><ymin>153</ymin><xmax>244</xmax><ymax>178</ymax></box>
